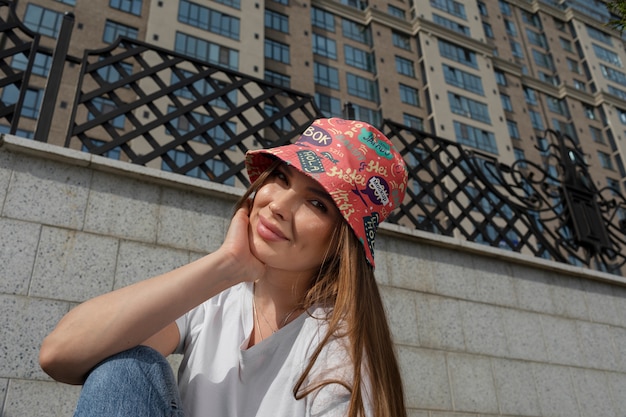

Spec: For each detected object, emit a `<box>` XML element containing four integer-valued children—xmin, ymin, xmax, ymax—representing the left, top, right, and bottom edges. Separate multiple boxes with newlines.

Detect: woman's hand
<box><xmin>218</xmin><ymin>201</ymin><xmax>266</xmax><ymax>283</ymax></box>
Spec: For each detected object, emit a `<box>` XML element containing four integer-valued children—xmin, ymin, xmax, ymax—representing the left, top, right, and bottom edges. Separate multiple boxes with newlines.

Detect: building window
<box><xmin>593</xmin><ymin>44</ymin><xmax>622</xmax><ymax>67</ymax></box>
<box><xmin>23</xmin><ymin>4</ymin><xmax>63</xmax><ymax>38</ymax></box>
<box><xmin>399</xmin><ymin>84</ymin><xmax>419</xmax><ymax>106</ymax></box>
<box><xmin>584</xmin><ymin>105</ymin><xmax>596</xmax><ymax>119</ymax></box>
<box><xmin>494</xmin><ymin>70</ymin><xmax>507</xmax><ymax>86</ymax></box>
<box><xmin>598</xmin><ymin>151</ymin><xmax>614</xmax><ymax>170</ymax></box>
<box><xmin>175</xmin><ymin>32</ymin><xmax>239</xmax><ymax>70</ymax></box>
<box><xmin>264</xmin><ymin>38</ymin><xmax>290</xmax><ymax>64</ymax></box>
<box><xmin>56</xmin><ymin>0</ymin><xmax>76</xmax><ymax>4</ymax></box>
<box><xmin>351</xmin><ymin>103</ymin><xmax>381</xmax><ymax>126</ymax></box>
<box><xmin>162</xmin><ymin>149</ymin><xmax>234</xmax><ymax>185</ymax></box>
<box><xmin>547</xmin><ymin>96</ymin><xmax>569</xmax><ymax>117</ymax></box>
<box><xmin>342</xmin><ymin>18</ymin><xmax>371</xmax><ymax>45</ymax></box>
<box><xmin>264</xmin><ymin>69</ymin><xmax>290</xmax><ymax>88</ymax></box>
<box><xmin>314</xmin><ymin>62</ymin><xmax>339</xmax><ymax>89</ymax></box>
<box><xmin>521</xmin><ymin>10</ymin><xmax>542</xmax><ymax>28</ymax></box>
<box><xmin>338</xmin><ymin>0</ymin><xmax>367</xmax><ymax>11</ymax></box>
<box><xmin>432</xmin><ymin>14</ymin><xmax>470</xmax><ymax>36</ymax></box>
<box><xmin>1</xmin><ymin>86</ymin><xmax>43</xmax><ymax>119</ymax></box>
<box><xmin>110</xmin><ymin>0</ymin><xmax>142</xmax><ymax>15</ymax></box>
<box><xmin>552</xmin><ymin>119</ymin><xmax>577</xmax><ymax>140</ymax></box>
<box><xmin>538</xmin><ymin>71</ymin><xmax>559</xmax><ymax>86</ymax></box>
<box><xmin>392</xmin><ymin>31</ymin><xmax>411</xmax><ymax>50</ymax></box>
<box><xmin>507</xmin><ymin>120</ymin><xmax>520</xmax><ymax>139</ymax></box>
<box><xmin>567</xmin><ymin>58</ymin><xmax>581</xmax><ymax>74</ymax></box>
<box><xmin>166</xmin><ymin>106</ymin><xmax>235</xmax><ymax>148</ymax></box>
<box><xmin>313</xmin><ymin>34</ymin><xmax>337</xmax><ymax>59</ymax></box>
<box><xmin>526</xmin><ymin>29</ymin><xmax>547</xmax><ymax>49</ymax></box>
<box><xmin>388</xmin><ymin>5</ymin><xmax>405</xmax><ymax>19</ymax></box>
<box><xmin>103</xmin><ymin>20</ymin><xmax>139</xmax><ymax>43</ymax></box>
<box><xmin>11</xmin><ymin>52</ymin><xmax>52</xmax><ymax>77</ymax></box>
<box><xmin>431</xmin><ymin>0</ymin><xmax>466</xmax><ymax>19</ymax></box>
<box><xmin>499</xmin><ymin>0</ymin><xmax>511</xmax><ymax>16</ymax></box>
<box><xmin>345</xmin><ymin>45</ymin><xmax>375</xmax><ymax>73</ymax></box>
<box><xmin>82</xmin><ymin>139</ymin><xmax>121</xmax><ymax>160</ymax></box>
<box><xmin>265</xmin><ymin>103</ymin><xmax>292</xmax><ymax>132</ymax></box>
<box><xmin>171</xmin><ymin>71</ymin><xmax>237</xmax><ymax>108</ymax></box>
<box><xmin>504</xmin><ymin>19</ymin><xmax>517</xmax><ymax>37</ymax></box>
<box><xmin>513</xmin><ymin>147</ymin><xmax>527</xmax><ymax>167</ymax></box>
<box><xmin>608</xmin><ymin>85</ymin><xmax>626</xmax><ymax>100</ymax></box>
<box><xmin>403</xmin><ymin>113</ymin><xmax>424</xmax><ymax>130</ymax></box>
<box><xmin>607</xmin><ymin>177</ymin><xmax>621</xmax><ymax>194</ymax></box>
<box><xmin>454</xmin><ymin>121</ymin><xmax>498</xmax><ymax>154</ymax></box>
<box><xmin>590</xmin><ymin>126</ymin><xmax>605</xmax><ymax>143</ymax></box>
<box><xmin>214</xmin><ymin>0</ymin><xmax>241</xmax><ymax>8</ymax></box>
<box><xmin>443</xmin><ymin>65</ymin><xmax>484</xmax><ymax>95</ymax></box>
<box><xmin>529</xmin><ymin>110</ymin><xmax>544</xmax><ymax>130</ymax></box>
<box><xmin>89</xmin><ymin>97</ymin><xmax>125</xmax><ymax>129</ymax></box>
<box><xmin>438</xmin><ymin>39</ymin><xmax>477</xmax><ymax>69</ymax></box>
<box><xmin>98</xmin><ymin>60</ymin><xmax>133</xmax><ymax>85</ymax></box>
<box><xmin>586</xmin><ymin>25</ymin><xmax>613</xmax><ymax>46</ymax></box>
<box><xmin>315</xmin><ymin>93</ymin><xmax>342</xmax><ymax>117</ymax></box>
<box><xmin>395</xmin><ymin>56</ymin><xmax>415</xmax><ymax>77</ymax></box>
<box><xmin>478</xmin><ymin>1</ymin><xmax>488</xmax><ymax>16</ymax></box>
<box><xmin>510</xmin><ymin>41</ymin><xmax>524</xmax><ymax>59</ymax></box>
<box><xmin>559</xmin><ymin>37</ymin><xmax>573</xmax><ymax>52</ymax></box>
<box><xmin>347</xmin><ymin>73</ymin><xmax>378</xmax><ymax>102</ymax></box>
<box><xmin>265</xmin><ymin>9</ymin><xmax>289</xmax><ymax>33</ymax></box>
<box><xmin>448</xmin><ymin>92</ymin><xmax>490</xmax><ymax>124</ymax></box>
<box><xmin>483</xmin><ymin>22</ymin><xmax>494</xmax><ymax>38</ymax></box>
<box><xmin>311</xmin><ymin>7</ymin><xmax>335</xmax><ymax>32</ymax></box>
<box><xmin>178</xmin><ymin>0</ymin><xmax>239</xmax><ymax>40</ymax></box>
<box><xmin>501</xmin><ymin>94</ymin><xmax>513</xmax><ymax>112</ymax></box>
<box><xmin>0</xmin><ymin>124</ymin><xmax>33</xmax><ymax>139</ymax></box>
<box><xmin>532</xmin><ymin>50</ymin><xmax>554</xmax><ymax>70</ymax></box>
<box><xmin>523</xmin><ymin>87</ymin><xmax>538</xmax><ymax>105</ymax></box>
<box><xmin>600</xmin><ymin>64</ymin><xmax>626</xmax><ymax>85</ymax></box>
<box><xmin>573</xmin><ymin>79</ymin><xmax>586</xmax><ymax>91</ymax></box>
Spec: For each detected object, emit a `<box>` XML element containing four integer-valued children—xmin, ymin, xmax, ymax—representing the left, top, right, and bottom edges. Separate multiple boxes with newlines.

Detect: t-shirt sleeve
<box><xmin>174</xmin><ymin>303</ymin><xmax>207</xmax><ymax>355</ymax></box>
<box><xmin>174</xmin><ymin>313</ymin><xmax>188</xmax><ymax>355</ymax></box>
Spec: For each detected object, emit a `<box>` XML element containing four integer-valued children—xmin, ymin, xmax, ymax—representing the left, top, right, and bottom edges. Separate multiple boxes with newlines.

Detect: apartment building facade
<box><xmin>4</xmin><ymin>0</ymin><xmax>626</xmax><ymax>196</ymax></box>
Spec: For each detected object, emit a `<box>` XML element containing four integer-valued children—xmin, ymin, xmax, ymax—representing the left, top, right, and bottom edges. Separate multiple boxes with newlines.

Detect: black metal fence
<box><xmin>1</xmin><ymin>0</ymin><xmax>625</xmax><ymax>275</ymax></box>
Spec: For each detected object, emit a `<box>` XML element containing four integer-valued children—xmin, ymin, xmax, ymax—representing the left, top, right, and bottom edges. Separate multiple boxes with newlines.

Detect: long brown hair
<box><xmin>236</xmin><ymin>162</ymin><xmax>407</xmax><ymax>417</ymax></box>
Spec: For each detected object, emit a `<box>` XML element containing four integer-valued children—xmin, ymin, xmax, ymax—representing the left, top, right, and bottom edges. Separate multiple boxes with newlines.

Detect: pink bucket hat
<box><xmin>245</xmin><ymin>118</ymin><xmax>407</xmax><ymax>267</ymax></box>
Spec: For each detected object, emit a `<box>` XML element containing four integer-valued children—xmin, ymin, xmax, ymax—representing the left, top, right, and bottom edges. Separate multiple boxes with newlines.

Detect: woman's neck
<box><xmin>253</xmin><ymin>273</ymin><xmax>308</xmax><ymax>313</ymax></box>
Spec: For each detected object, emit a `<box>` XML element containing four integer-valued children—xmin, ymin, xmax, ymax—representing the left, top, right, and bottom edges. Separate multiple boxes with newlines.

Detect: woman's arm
<box><xmin>39</xmin><ymin>206</ymin><xmax>264</xmax><ymax>385</ymax></box>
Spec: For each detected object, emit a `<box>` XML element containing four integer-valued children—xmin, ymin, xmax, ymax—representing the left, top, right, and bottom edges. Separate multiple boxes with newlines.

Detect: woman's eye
<box><xmin>310</xmin><ymin>200</ymin><xmax>328</xmax><ymax>212</ymax></box>
<box><xmin>272</xmin><ymin>169</ymin><xmax>288</xmax><ymax>183</ymax></box>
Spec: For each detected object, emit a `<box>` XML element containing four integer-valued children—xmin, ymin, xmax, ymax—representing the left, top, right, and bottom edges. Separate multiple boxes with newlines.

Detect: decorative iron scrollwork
<box><xmin>383</xmin><ymin>121</ymin><xmax>626</xmax><ymax>275</ymax></box>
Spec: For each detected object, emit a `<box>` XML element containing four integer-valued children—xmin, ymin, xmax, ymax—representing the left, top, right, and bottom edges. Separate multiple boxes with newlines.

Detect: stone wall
<box><xmin>1</xmin><ymin>134</ymin><xmax>625</xmax><ymax>417</ymax></box>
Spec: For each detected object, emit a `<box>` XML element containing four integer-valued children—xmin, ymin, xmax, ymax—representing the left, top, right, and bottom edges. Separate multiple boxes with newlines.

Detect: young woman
<box><xmin>39</xmin><ymin>118</ymin><xmax>408</xmax><ymax>417</ymax></box>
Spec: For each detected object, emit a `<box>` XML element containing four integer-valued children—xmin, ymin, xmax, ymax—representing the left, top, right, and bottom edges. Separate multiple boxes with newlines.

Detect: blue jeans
<box><xmin>74</xmin><ymin>346</ymin><xmax>184</xmax><ymax>417</ymax></box>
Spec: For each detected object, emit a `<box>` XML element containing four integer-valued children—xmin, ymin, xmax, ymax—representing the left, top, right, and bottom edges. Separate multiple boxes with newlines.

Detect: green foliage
<box><xmin>607</xmin><ymin>0</ymin><xmax>626</xmax><ymax>34</ymax></box>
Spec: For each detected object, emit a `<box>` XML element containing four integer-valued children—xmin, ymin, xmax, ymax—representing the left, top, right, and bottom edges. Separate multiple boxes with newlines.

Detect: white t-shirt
<box><xmin>174</xmin><ymin>282</ymin><xmax>371</xmax><ymax>417</ymax></box>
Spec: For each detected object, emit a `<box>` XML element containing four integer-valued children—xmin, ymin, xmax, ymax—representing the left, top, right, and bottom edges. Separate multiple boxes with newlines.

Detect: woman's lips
<box><xmin>257</xmin><ymin>216</ymin><xmax>288</xmax><ymax>242</ymax></box>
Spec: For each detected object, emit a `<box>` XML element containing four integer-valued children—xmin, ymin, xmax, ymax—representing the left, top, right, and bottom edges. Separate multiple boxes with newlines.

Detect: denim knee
<box><xmin>74</xmin><ymin>346</ymin><xmax>183</xmax><ymax>417</ymax></box>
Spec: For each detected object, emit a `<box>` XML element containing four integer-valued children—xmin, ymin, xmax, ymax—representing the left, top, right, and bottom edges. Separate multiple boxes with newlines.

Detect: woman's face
<box><xmin>248</xmin><ymin>164</ymin><xmax>340</xmax><ymax>277</ymax></box>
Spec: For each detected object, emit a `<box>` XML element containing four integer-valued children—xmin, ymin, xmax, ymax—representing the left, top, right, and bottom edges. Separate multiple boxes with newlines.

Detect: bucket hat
<box><xmin>245</xmin><ymin>118</ymin><xmax>407</xmax><ymax>267</ymax></box>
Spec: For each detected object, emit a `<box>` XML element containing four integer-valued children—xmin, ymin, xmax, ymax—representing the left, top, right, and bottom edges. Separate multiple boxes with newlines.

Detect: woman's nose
<box><xmin>269</xmin><ymin>190</ymin><xmax>297</xmax><ymax>220</ymax></box>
